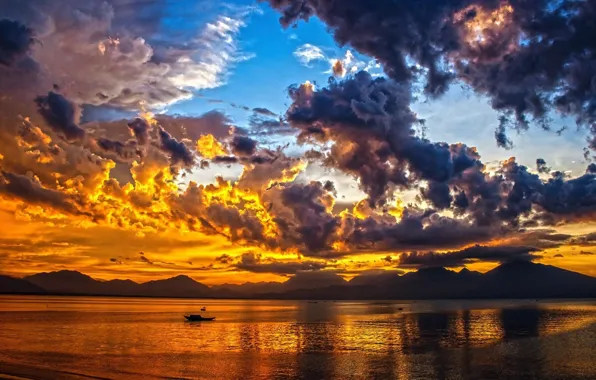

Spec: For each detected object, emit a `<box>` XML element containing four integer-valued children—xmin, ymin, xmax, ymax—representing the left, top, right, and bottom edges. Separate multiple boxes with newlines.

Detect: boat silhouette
<box><xmin>184</xmin><ymin>314</ymin><xmax>215</xmax><ymax>322</ymax></box>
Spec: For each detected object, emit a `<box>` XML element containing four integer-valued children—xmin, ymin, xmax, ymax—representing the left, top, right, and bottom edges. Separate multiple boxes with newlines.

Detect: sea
<box><xmin>1</xmin><ymin>296</ymin><xmax>596</xmax><ymax>379</ymax></box>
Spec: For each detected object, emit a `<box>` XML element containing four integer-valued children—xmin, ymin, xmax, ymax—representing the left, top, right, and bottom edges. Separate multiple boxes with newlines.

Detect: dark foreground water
<box><xmin>1</xmin><ymin>296</ymin><xmax>596</xmax><ymax>379</ymax></box>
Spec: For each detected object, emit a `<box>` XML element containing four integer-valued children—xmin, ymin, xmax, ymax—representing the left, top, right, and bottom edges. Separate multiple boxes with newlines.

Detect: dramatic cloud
<box><xmin>0</xmin><ymin>171</ymin><xmax>82</xmax><ymax>216</ymax></box>
<box><xmin>35</xmin><ymin>91</ymin><xmax>86</xmax><ymax>141</ymax></box>
<box><xmin>0</xmin><ymin>0</ymin><xmax>255</xmax><ymax>109</ymax></box>
<box><xmin>234</xmin><ymin>252</ymin><xmax>326</xmax><ymax>274</ymax></box>
<box><xmin>266</xmin><ymin>0</ymin><xmax>596</xmax><ymax>145</ymax></box>
<box><xmin>1</xmin><ymin>72</ymin><xmax>594</xmax><ymax>268</ymax></box>
<box><xmin>127</xmin><ymin>118</ymin><xmax>151</xmax><ymax>146</ymax></box>
<box><xmin>1</xmin><ymin>0</ymin><xmax>596</xmax><ymax>283</ymax></box>
<box><xmin>536</xmin><ymin>158</ymin><xmax>551</xmax><ymax>174</ymax></box>
<box><xmin>158</xmin><ymin>128</ymin><xmax>194</xmax><ymax>167</ymax></box>
<box><xmin>230</xmin><ymin>135</ymin><xmax>258</xmax><ymax>157</ymax></box>
<box><xmin>0</xmin><ymin>19</ymin><xmax>34</xmax><ymax>67</ymax></box>
<box><xmin>398</xmin><ymin>245</ymin><xmax>541</xmax><ymax>269</ymax></box>
<box><xmin>285</xmin><ymin>71</ymin><xmax>480</xmax><ymax>206</ymax></box>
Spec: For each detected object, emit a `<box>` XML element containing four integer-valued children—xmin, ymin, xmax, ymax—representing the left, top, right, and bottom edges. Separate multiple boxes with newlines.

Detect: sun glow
<box><xmin>454</xmin><ymin>2</ymin><xmax>514</xmax><ymax>45</ymax></box>
<box><xmin>196</xmin><ymin>134</ymin><xmax>228</xmax><ymax>159</ymax></box>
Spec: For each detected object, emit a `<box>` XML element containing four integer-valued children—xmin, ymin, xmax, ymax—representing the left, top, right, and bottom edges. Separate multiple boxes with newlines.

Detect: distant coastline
<box><xmin>2</xmin><ymin>292</ymin><xmax>596</xmax><ymax>301</ymax></box>
<box><xmin>2</xmin><ymin>261</ymin><xmax>596</xmax><ymax>300</ymax></box>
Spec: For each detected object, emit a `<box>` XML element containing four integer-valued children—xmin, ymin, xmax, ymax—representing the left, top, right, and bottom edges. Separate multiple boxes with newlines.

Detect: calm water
<box><xmin>1</xmin><ymin>297</ymin><xmax>596</xmax><ymax>379</ymax></box>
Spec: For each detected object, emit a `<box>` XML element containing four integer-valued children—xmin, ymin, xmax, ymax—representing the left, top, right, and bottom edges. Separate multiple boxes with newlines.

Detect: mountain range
<box><xmin>2</xmin><ymin>261</ymin><xmax>596</xmax><ymax>299</ymax></box>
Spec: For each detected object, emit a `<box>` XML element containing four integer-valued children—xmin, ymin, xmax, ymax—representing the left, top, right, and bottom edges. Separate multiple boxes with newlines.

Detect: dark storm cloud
<box><xmin>398</xmin><ymin>245</ymin><xmax>541</xmax><ymax>269</ymax></box>
<box><xmin>252</xmin><ymin>107</ymin><xmax>277</xmax><ymax>117</ymax></box>
<box><xmin>235</xmin><ymin>252</ymin><xmax>326</xmax><ymax>274</ymax></box>
<box><xmin>213</xmin><ymin>156</ymin><xmax>239</xmax><ymax>164</ymax></box>
<box><xmin>35</xmin><ymin>91</ymin><xmax>86</xmax><ymax>141</ymax></box>
<box><xmin>587</xmin><ymin>163</ymin><xmax>596</xmax><ymax>174</ymax></box>
<box><xmin>567</xmin><ymin>232</ymin><xmax>596</xmax><ymax>248</ymax></box>
<box><xmin>95</xmin><ymin>138</ymin><xmax>138</xmax><ymax>161</ymax></box>
<box><xmin>285</xmin><ymin>71</ymin><xmax>482</xmax><ymax>206</ymax></box>
<box><xmin>157</xmin><ymin>128</ymin><xmax>193</xmax><ymax>167</ymax></box>
<box><xmin>215</xmin><ymin>254</ymin><xmax>233</xmax><ymax>264</ymax></box>
<box><xmin>248</xmin><ymin>112</ymin><xmax>295</xmax><ymax>137</ymax></box>
<box><xmin>230</xmin><ymin>135</ymin><xmax>258</xmax><ymax>157</ymax></box>
<box><xmin>265</xmin><ymin>0</ymin><xmax>596</xmax><ymax>145</ymax></box>
<box><xmin>422</xmin><ymin>181</ymin><xmax>452</xmax><ymax>210</ymax></box>
<box><xmin>536</xmin><ymin>171</ymin><xmax>596</xmax><ymax>221</ymax></box>
<box><xmin>344</xmin><ymin>211</ymin><xmax>501</xmax><ymax>253</ymax></box>
<box><xmin>0</xmin><ymin>171</ymin><xmax>81</xmax><ymax>216</ymax></box>
<box><xmin>494</xmin><ymin>121</ymin><xmax>513</xmax><ymax>149</ymax></box>
<box><xmin>509</xmin><ymin>229</ymin><xmax>573</xmax><ymax>249</ymax></box>
<box><xmin>139</xmin><ymin>255</ymin><xmax>154</xmax><ymax>265</ymax></box>
<box><xmin>264</xmin><ymin>0</ymin><xmax>459</xmax><ymax>94</ymax></box>
<box><xmin>536</xmin><ymin>158</ymin><xmax>550</xmax><ymax>174</ymax></box>
<box><xmin>0</xmin><ymin>19</ymin><xmax>34</xmax><ymax>67</ymax></box>
<box><xmin>580</xmin><ymin>233</ymin><xmax>596</xmax><ymax>242</ymax></box>
<box><xmin>277</xmin><ymin>181</ymin><xmax>339</xmax><ymax>253</ymax></box>
<box><xmin>323</xmin><ymin>180</ymin><xmax>336</xmax><ymax>196</ymax></box>
<box><xmin>445</xmin><ymin>157</ymin><xmax>596</xmax><ymax>227</ymax></box>
<box><xmin>127</xmin><ymin>118</ymin><xmax>151</xmax><ymax>146</ymax></box>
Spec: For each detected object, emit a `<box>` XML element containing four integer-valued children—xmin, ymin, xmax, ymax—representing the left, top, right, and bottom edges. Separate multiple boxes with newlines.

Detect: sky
<box><xmin>0</xmin><ymin>0</ymin><xmax>595</xmax><ymax>285</ymax></box>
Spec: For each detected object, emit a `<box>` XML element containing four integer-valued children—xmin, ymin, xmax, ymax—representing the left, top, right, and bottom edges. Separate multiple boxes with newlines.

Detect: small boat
<box><xmin>200</xmin><ymin>307</ymin><xmax>207</xmax><ymax>311</ymax></box>
<box><xmin>184</xmin><ymin>314</ymin><xmax>215</xmax><ymax>322</ymax></box>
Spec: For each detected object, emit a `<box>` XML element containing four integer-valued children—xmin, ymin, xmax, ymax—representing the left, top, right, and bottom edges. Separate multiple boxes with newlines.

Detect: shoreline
<box><xmin>2</xmin><ymin>293</ymin><xmax>596</xmax><ymax>302</ymax></box>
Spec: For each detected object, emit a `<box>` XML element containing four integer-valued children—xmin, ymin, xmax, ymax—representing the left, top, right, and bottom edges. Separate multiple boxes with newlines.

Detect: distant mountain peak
<box><xmin>150</xmin><ymin>275</ymin><xmax>200</xmax><ymax>285</ymax></box>
<box><xmin>487</xmin><ymin>260</ymin><xmax>543</xmax><ymax>274</ymax></box>
<box><xmin>418</xmin><ymin>266</ymin><xmax>450</xmax><ymax>273</ymax></box>
<box><xmin>26</xmin><ymin>270</ymin><xmax>95</xmax><ymax>282</ymax></box>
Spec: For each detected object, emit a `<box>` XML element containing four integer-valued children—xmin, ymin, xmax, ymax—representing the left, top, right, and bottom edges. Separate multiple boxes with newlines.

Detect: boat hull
<box><xmin>184</xmin><ymin>315</ymin><xmax>215</xmax><ymax>322</ymax></box>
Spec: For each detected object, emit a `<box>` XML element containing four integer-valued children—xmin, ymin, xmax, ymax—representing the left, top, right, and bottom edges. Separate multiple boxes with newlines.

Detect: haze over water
<box><xmin>1</xmin><ymin>297</ymin><xmax>596</xmax><ymax>379</ymax></box>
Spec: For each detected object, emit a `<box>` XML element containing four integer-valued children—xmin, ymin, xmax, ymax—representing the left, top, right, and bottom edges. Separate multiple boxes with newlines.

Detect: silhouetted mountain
<box><xmin>481</xmin><ymin>261</ymin><xmax>596</xmax><ymax>298</ymax></box>
<box><xmin>348</xmin><ymin>270</ymin><xmax>401</xmax><ymax>287</ymax></box>
<box><xmin>20</xmin><ymin>271</ymin><xmax>211</xmax><ymax>298</ymax></box>
<box><xmin>458</xmin><ymin>268</ymin><xmax>483</xmax><ymax>279</ymax></box>
<box><xmin>0</xmin><ymin>275</ymin><xmax>45</xmax><ymax>294</ymax></box>
<box><xmin>137</xmin><ymin>275</ymin><xmax>211</xmax><ymax>298</ymax></box>
<box><xmin>25</xmin><ymin>270</ymin><xmax>103</xmax><ymax>294</ymax></box>
<box><xmin>211</xmin><ymin>281</ymin><xmax>285</xmax><ymax>297</ymax></box>
<box><xmin>5</xmin><ymin>262</ymin><xmax>596</xmax><ymax>299</ymax></box>
<box><xmin>99</xmin><ymin>279</ymin><xmax>141</xmax><ymax>296</ymax></box>
<box><xmin>265</xmin><ymin>262</ymin><xmax>596</xmax><ymax>300</ymax></box>
<box><xmin>283</xmin><ymin>271</ymin><xmax>347</xmax><ymax>291</ymax></box>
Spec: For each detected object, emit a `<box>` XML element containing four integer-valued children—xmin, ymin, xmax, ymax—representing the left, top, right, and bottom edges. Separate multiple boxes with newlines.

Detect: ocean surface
<box><xmin>1</xmin><ymin>296</ymin><xmax>596</xmax><ymax>379</ymax></box>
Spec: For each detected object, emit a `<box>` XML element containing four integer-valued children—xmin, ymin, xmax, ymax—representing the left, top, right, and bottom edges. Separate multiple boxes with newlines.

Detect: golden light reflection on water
<box><xmin>1</xmin><ymin>297</ymin><xmax>596</xmax><ymax>379</ymax></box>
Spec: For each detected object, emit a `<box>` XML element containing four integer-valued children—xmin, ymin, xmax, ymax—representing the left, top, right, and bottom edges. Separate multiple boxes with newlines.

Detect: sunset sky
<box><xmin>1</xmin><ymin>0</ymin><xmax>595</xmax><ymax>285</ymax></box>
